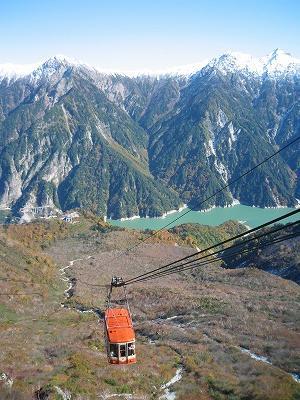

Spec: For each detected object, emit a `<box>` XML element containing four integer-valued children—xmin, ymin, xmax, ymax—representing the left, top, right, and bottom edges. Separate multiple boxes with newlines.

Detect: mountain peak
<box><xmin>42</xmin><ymin>54</ymin><xmax>81</xmax><ymax>66</ymax></box>
<box><xmin>263</xmin><ymin>48</ymin><xmax>298</xmax><ymax>73</ymax></box>
<box><xmin>0</xmin><ymin>49</ymin><xmax>299</xmax><ymax>81</ymax></box>
<box><xmin>270</xmin><ymin>48</ymin><xmax>291</xmax><ymax>57</ymax></box>
<box><xmin>0</xmin><ymin>55</ymin><xmax>86</xmax><ymax>82</ymax></box>
<box><xmin>207</xmin><ymin>49</ymin><xmax>300</xmax><ymax>76</ymax></box>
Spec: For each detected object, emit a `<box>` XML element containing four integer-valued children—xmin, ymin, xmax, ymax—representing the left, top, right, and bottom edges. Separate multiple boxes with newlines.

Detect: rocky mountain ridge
<box><xmin>0</xmin><ymin>49</ymin><xmax>299</xmax><ymax>219</ymax></box>
<box><xmin>1</xmin><ymin>48</ymin><xmax>299</xmax><ymax>79</ymax></box>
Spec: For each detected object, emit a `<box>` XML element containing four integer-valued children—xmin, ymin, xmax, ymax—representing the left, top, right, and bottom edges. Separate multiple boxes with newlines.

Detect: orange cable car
<box><xmin>104</xmin><ymin>277</ymin><xmax>136</xmax><ymax>365</ymax></box>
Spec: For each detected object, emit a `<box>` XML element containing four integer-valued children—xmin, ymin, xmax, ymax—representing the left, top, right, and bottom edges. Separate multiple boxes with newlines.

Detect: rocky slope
<box><xmin>0</xmin><ymin>49</ymin><xmax>299</xmax><ymax>218</ymax></box>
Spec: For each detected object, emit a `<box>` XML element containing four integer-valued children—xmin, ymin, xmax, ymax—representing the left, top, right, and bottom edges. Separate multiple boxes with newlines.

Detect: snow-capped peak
<box><xmin>262</xmin><ymin>48</ymin><xmax>299</xmax><ymax>73</ymax></box>
<box><xmin>207</xmin><ymin>48</ymin><xmax>300</xmax><ymax>76</ymax></box>
<box><xmin>0</xmin><ymin>54</ymin><xmax>86</xmax><ymax>82</ymax></box>
<box><xmin>29</xmin><ymin>54</ymin><xmax>86</xmax><ymax>81</ymax></box>
<box><xmin>41</xmin><ymin>54</ymin><xmax>83</xmax><ymax>67</ymax></box>
<box><xmin>208</xmin><ymin>52</ymin><xmax>264</xmax><ymax>75</ymax></box>
<box><xmin>0</xmin><ymin>49</ymin><xmax>299</xmax><ymax>82</ymax></box>
<box><xmin>114</xmin><ymin>49</ymin><xmax>300</xmax><ymax>77</ymax></box>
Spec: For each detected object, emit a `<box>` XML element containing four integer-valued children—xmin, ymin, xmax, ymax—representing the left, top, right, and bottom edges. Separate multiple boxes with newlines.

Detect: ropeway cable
<box><xmin>123</xmin><ymin>209</ymin><xmax>300</xmax><ymax>285</ymax></box>
<box><xmin>128</xmin><ymin>229</ymin><xmax>300</xmax><ymax>284</ymax></box>
<box><xmin>106</xmin><ymin>136</ymin><xmax>300</xmax><ymax>263</ymax></box>
<box><xmin>124</xmin><ymin>219</ymin><xmax>300</xmax><ymax>284</ymax></box>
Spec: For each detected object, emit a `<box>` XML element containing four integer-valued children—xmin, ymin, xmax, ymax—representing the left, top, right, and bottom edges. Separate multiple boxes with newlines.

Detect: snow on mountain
<box><xmin>262</xmin><ymin>48</ymin><xmax>300</xmax><ymax>74</ymax></box>
<box><xmin>29</xmin><ymin>54</ymin><xmax>89</xmax><ymax>82</ymax></box>
<box><xmin>0</xmin><ymin>62</ymin><xmax>39</xmax><ymax>80</ymax></box>
<box><xmin>94</xmin><ymin>49</ymin><xmax>300</xmax><ymax>77</ymax></box>
<box><xmin>0</xmin><ymin>49</ymin><xmax>299</xmax><ymax>82</ymax></box>
<box><xmin>0</xmin><ymin>54</ymin><xmax>87</xmax><ymax>83</ymax></box>
<box><xmin>207</xmin><ymin>52</ymin><xmax>264</xmax><ymax>75</ymax></box>
<box><xmin>98</xmin><ymin>60</ymin><xmax>209</xmax><ymax>77</ymax></box>
<box><xmin>207</xmin><ymin>48</ymin><xmax>300</xmax><ymax>76</ymax></box>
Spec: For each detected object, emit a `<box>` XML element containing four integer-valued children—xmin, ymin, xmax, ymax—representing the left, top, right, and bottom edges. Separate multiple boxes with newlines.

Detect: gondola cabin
<box><xmin>105</xmin><ymin>307</ymin><xmax>136</xmax><ymax>364</ymax></box>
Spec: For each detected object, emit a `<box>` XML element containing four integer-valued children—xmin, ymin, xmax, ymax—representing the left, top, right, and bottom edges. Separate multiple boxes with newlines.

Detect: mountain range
<box><xmin>0</xmin><ymin>49</ymin><xmax>299</xmax><ymax>219</ymax></box>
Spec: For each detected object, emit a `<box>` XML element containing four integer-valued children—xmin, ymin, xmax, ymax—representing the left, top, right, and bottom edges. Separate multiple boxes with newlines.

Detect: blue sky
<box><xmin>1</xmin><ymin>0</ymin><xmax>299</xmax><ymax>69</ymax></box>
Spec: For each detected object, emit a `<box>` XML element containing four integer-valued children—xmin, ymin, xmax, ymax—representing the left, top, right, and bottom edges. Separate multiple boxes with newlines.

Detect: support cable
<box><xmin>107</xmin><ymin>136</ymin><xmax>300</xmax><ymax>262</ymax></box>
<box><xmin>124</xmin><ymin>209</ymin><xmax>300</xmax><ymax>285</ymax></box>
<box><xmin>130</xmin><ymin>230</ymin><xmax>300</xmax><ymax>284</ymax></box>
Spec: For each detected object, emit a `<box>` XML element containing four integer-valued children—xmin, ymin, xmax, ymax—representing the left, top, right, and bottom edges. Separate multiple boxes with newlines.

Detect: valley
<box><xmin>1</xmin><ymin>2</ymin><xmax>299</xmax><ymax>400</ymax></box>
<box><xmin>0</xmin><ymin>49</ymin><xmax>299</xmax><ymax>220</ymax></box>
<box><xmin>0</xmin><ymin>216</ymin><xmax>299</xmax><ymax>399</ymax></box>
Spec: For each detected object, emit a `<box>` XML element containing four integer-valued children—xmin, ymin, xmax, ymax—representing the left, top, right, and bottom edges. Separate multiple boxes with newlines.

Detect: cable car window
<box><xmin>128</xmin><ymin>343</ymin><xmax>135</xmax><ymax>356</ymax></box>
<box><xmin>120</xmin><ymin>344</ymin><xmax>126</xmax><ymax>357</ymax></box>
<box><xmin>109</xmin><ymin>344</ymin><xmax>118</xmax><ymax>358</ymax></box>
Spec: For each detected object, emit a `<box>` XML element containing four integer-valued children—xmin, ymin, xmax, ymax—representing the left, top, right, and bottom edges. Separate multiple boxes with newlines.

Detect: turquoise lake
<box><xmin>108</xmin><ymin>205</ymin><xmax>299</xmax><ymax>230</ymax></box>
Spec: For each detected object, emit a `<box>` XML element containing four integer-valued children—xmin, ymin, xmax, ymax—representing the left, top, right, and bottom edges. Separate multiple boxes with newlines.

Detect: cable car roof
<box><xmin>105</xmin><ymin>308</ymin><xmax>135</xmax><ymax>343</ymax></box>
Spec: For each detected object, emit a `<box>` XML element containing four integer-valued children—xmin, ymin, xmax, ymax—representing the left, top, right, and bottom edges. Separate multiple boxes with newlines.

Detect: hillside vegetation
<box><xmin>221</xmin><ymin>223</ymin><xmax>300</xmax><ymax>284</ymax></box>
<box><xmin>0</xmin><ymin>217</ymin><xmax>299</xmax><ymax>399</ymax></box>
<box><xmin>0</xmin><ymin>52</ymin><xmax>299</xmax><ymax>218</ymax></box>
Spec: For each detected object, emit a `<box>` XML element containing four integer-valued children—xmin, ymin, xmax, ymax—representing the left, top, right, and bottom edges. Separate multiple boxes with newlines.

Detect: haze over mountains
<box><xmin>0</xmin><ymin>49</ymin><xmax>299</xmax><ymax>219</ymax></box>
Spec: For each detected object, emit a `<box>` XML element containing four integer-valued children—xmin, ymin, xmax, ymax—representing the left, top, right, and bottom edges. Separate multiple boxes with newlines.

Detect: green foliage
<box><xmin>207</xmin><ymin>375</ymin><xmax>239</xmax><ymax>400</ymax></box>
<box><xmin>0</xmin><ymin>64</ymin><xmax>298</xmax><ymax>219</ymax></box>
<box><xmin>104</xmin><ymin>378</ymin><xmax>117</xmax><ymax>386</ymax></box>
<box><xmin>197</xmin><ymin>297</ymin><xmax>227</xmax><ymax>313</ymax></box>
<box><xmin>170</xmin><ymin>220</ymin><xmax>246</xmax><ymax>249</ymax></box>
<box><xmin>0</xmin><ymin>303</ymin><xmax>19</xmax><ymax>322</ymax></box>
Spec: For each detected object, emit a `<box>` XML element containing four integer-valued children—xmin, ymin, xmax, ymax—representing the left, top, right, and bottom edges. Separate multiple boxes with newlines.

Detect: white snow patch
<box><xmin>54</xmin><ymin>386</ymin><xmax>72</xmax><ymax>400</ymax></box>
<box><xmin>217</xmin><ymin>109</ymin><xmax>228</xmax><ymax>128</ymax></box>
<box><xmin>205</xmin><ymin>139</ymin><xmax>216</xmax><ymax>157</ymax></box>
<box><xmin>214</xmin><ymin>159</ymin><xmax>229</xmax><ymax>182</ymax></box>
<box><xmin>240</xmin><ymin>347</ymin><xmax>271</xmax><ymax>364</ymax></box>
<box><xmin>100</xmin><ymin>393</ymin><xmax>133</xmax><ymax>399</ymax></box>
<box><xmin>159</xmin><ymin>366</ymin><xmax>183</xmax><ymax>400</ymax></box>
<box><xmin>0</xmin><ymin>372</ymin><xmax>13</xmax><ymax>388</ymax></box>
<box><xmin>227</xmin><ymin>123</ymin><xmax>239</xmax><ymax>150</ymax></box>
<box><xmin>231</xmin><ymin>198</ymin><xmax>240</xmax><ymax>206</ymax></box>
<box><xmin>207</xmin><ymin>48</ymin><xmax>300</xmax><ymax>76</ymax></box>
<box><xmin>178</xmin><ymin>204</ymin><xmax>188</xmax><ymax>212</ymax></box>
<box><xmin>160</xmin><ymin>205</ymin><xmax>186</xmax><ymax>219</ymax></box>
<box><xmin>199</xmin><ymin>205</ymin><xmax>216</xmax><ymax>213</ymax></box>
<box><xmin>120</xmin><ymin>215</ymin><xmax>140</xmax><ymax>221</ymax></box>
<box><xmin>238</xmin><ymin>347</ymin><xmax>300</xmax><ymax>383</ymax></box>
<box><xmin>166</xmin><ymin>315</ymin><xmax>180</xmax><ymax>321</ymax></box>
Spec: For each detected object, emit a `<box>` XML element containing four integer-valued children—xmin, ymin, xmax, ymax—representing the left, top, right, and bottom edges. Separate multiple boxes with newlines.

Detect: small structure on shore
<box><xmin>61</xmin><ymin>211</ymin><xmax>80</xmax><ymax>223</ymax></box>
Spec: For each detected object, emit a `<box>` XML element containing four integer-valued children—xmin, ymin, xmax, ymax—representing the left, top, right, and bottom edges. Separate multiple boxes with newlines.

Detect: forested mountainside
<box><xmin>0</xmin><ymin>49</ymin><xmax>299</xmax><ymax>219</ymax></box>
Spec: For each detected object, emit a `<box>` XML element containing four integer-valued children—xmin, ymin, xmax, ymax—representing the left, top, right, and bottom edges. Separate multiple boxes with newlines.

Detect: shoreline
<box><xmin>115</xmin><ymin>203</ymin><xmax>189</xmax><ymax>222</ymax></box>
<box><xmin>108</xmin><ymin>202</ymin><xmax>295</xmax><ymax>222</ymax></box>
<box><xmin>108</xmin><ymin>203</ymin><xmax>298</xmax><ymax>230</ymax></box>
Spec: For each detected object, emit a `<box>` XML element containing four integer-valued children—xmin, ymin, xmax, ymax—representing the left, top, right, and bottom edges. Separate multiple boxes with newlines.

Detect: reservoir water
<box><xmin>108</xmin><ymin>205</ymin><xmax>299</xmax><ymax>230</ymax></box>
